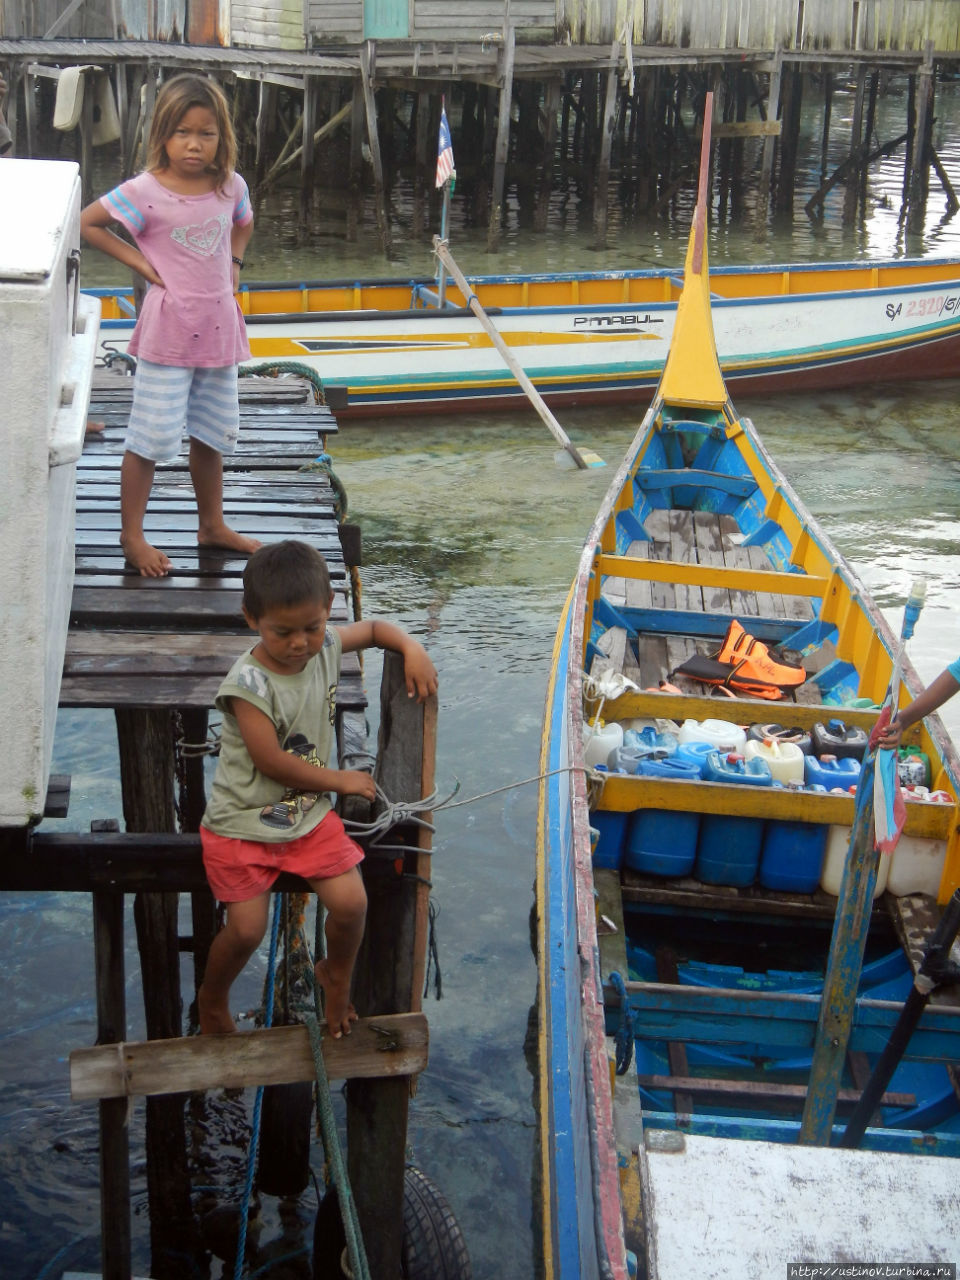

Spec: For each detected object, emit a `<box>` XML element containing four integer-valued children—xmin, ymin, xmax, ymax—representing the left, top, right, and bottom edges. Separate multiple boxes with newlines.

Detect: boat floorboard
<box><xmin>600</xmin><ymin>508</ymin><xmax>820</xmax><ymax>696</ymax></box>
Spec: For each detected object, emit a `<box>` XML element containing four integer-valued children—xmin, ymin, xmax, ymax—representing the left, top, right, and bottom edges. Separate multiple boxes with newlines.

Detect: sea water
<box><xmin>6</xmin><ymin>81</ymin><xmax>960</xmax><ymax>1279</ymax></box>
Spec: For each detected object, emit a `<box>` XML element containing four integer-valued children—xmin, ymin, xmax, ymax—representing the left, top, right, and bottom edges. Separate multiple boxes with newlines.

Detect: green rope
<box><xmin>305</xmin><ymin>990</ymin><xmax>372</xmax><ymax>1280</ymax></box>
<box><xmin>240</xmin><ymin>360</ymin><xmax>326</xmax><ymax>404</ymax></box>
<box><xmin>299</xmin><ymin>452</ymin><xmax>348</xmax><ymax>521</ymax></box>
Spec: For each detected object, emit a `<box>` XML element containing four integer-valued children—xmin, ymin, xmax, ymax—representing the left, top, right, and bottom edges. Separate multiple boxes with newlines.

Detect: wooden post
<box><xmin>300</xmin><ymin>75</ymin><xmax>316</xmax><ymax>234</ymax></box>
<box><xmin>413</xmin><ymin>90</ymin><xmax>431</xmax><ymax>237</ymax></box>
<box><xmin>80</xmin><ymin>71</ymin><xmax>94</xmax><ymax>206</ymax></box>
<box><xmin>22</xmin><ymin>65</ymin><xmax>36</xmax><ymax>157</ymax></box>
<box><xmin>347</xmin><ymin>80</ymin><xmax>365</xmax><ymax>242</ymax></box>
<box><xmin>486</xmin><ymin>22</ymin><xmax>516</xmax><ymax>253</ymax></box>
<box><xmin>842</xmin><ymin>63</ymin><xmax>866</xmax><ymax>225</ymax></box>
<box><xmin>93</xmin><ymin>875</ymin><xmax>132</xmax><ymax>1280</ymax></box>
<box><xmin>819</xmin><ymin>69</ymin><xmax>833</xmax><ymax>188</ymax></box>
<box><xmin>346</xmin><ymin>652</ymin><xmax>436</xmax><ymax>1280</ymax></box>
<box><xmin>534</xmin><ymin>80</ymin><xmax>561</xmax><ymax>232</ymax></box>
<box><xmin>255</xmin><ymin>79</ymin><xmax>276</xmax><ymax>191</ymax></box>
<box><xmin>359</xmin><ymin>42</ymin><xmax>392</xmax><ymax>257</ymax></box>
<box><xmin>592</xmin><ymin>45</ymin><xmax>620</xmax><ymax>249</ymax></box>
<box><xmin>177</xmin><ymin>707</ymin><xmax>217</xmax><ymax>1005</ymax></box>
<box><xmin>774</xmin><ymin>64</ymin><xmax>803</xmax><ymax>216</ymax></box>
<box><xmin>116</xmin><ymin>707</ymin><xmax>198</xmax><ymax>1279</ymax></box>
<box><xmin>859</xmin><ymin>70</ymin><xmax>879</xmax><ymax>219</ymax></box>
<box><xmin>755</xmin><ymin>49</ymin><xmax>782</xmax><ymax>236</ymax></box>
<box><xmin>907</xmin><ymin>41</ymin><xmax>935</xmax><ymax>235</ymax></box>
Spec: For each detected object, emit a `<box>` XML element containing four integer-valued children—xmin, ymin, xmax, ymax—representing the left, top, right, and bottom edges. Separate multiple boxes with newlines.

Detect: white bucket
<box><xmin>820</xmin><ymin>826</ymin><xmax>890</xmax><ymax>898</ymax></box>
<box><xmin>677</xmin><ymin>717</ymin><xmax>746</xmax><ymax>754</ymax></box>
<box><xmin>886</xmin><ymin>835</ymin><xmax>947</xmax><ymax>897</ymax></box>
<box><xmin>744</xmin><ymin>737</ymin><xmax>805</xmax><ymax>785</ymax></box>
<box><xmin>584</xmin><ymin>719</ymin><xmax>623</xmax><ymax>770</ymax></box>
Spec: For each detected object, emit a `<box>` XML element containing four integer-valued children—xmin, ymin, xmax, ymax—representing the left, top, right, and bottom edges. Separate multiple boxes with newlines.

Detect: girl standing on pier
<box><xmin>80</xmin><ymin>73</ymin><xmax>259</xmax><ymax>577</ymax></box>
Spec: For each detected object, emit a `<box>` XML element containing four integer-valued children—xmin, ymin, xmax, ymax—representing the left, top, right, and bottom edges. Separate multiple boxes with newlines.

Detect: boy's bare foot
<box><xmin>198</xmin><ymin>521</ymin><xmax>262</xmax><ymax>557</ymax></box>
<box><xmin>197</xmin><ymin>985</ymin><xmax>238</xmax><ymax>1035</ymax></box>
<box><xmin>315</xmin><ymin>959</ymin><xmax>358</xmax><ymax>1039</ymax></box>
<box><xmin>120</xmin><ymin>532</ymin><xmax>172</xmax><ymax>578</ymax></box>
<box><xmin>85</xmin><ymin>419</ymin><xmax>105</xmax><ymax>436</ymax></box>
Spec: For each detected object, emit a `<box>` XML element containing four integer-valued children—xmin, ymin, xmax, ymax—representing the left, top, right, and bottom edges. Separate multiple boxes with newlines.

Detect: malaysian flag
<box><xmin>435</xmin><ymin>106</ymin><xmax>455</xmax><ymax>188</ymax></box>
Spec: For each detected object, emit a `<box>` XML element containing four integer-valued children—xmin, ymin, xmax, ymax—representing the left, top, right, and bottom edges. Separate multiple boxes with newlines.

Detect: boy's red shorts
<box><xmin>200</xmin><ymin>811</ymin><xmax>364</xmax><ymax>903</ymax></box>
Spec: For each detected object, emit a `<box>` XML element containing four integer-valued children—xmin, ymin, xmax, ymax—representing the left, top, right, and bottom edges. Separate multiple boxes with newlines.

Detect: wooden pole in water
<box><xmin>534</xmin><ymin>80</ymin><xmax>561</xmax><ymax>232</ymax></box>
<box><xmin>346</xmin><ymin>652</ymin><xmax>437</xmax><ymax>1279</ymax></box>
<box><xmin>755</xmin><ymin>48</ymin><xmax>782</xmax><ymax>236</ymax></box>
<box><xmin>116</xmin><ymin>707</ymin><xmax>199</xmax><ymax>1276</ymax></box>
<box><xmin>93</xmin><ymin>847</ymin><xmax>132</xmax><ymax>1280</ymax></box>
<box><xmin>592</xmin><ymin>44</ymin><xmax>620</xmax><ymax>249</ymax></box>
<box><xmin>843</xmin><ymin>64</ymin><xmax>867</xmax><ymax>224</ymax></box>
<box><xmin>300</xmin><ymin>74</ymin><xmax>316</xmax><ymax>234</ymax></box>
<box><xmin>907</xmin><ymin>41</ymin><xmax>935</xmax><ymax>235</ymax></box>
<box><xmin>359</xmin><ymin>41</ymin><xmax>393</xmax><ymax>257</ymax></box>
<box><xmin>487</xmin><ymin>22</ymin><xmax>516</xmax><ymax>252</ymax></box>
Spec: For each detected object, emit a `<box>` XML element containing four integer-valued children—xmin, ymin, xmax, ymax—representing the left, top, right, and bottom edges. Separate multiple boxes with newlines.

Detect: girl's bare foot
<box><xmin>315</xmin><ymin>959</ymin><xmax>358</xmax><ymax>1039</ymax></box>
<box><xmin>198</xmin><ymin>521</ymin><xmax>262</xmax><ymax>556</ymax></box>
<box><xmin>197</xmin><ymin>985</ymin><xmax>238</xmax><ymax>1035</ymax></box>
<box><xmin>120</xmin><ymin>532</ymin><xmax>172</xmax><ymax>577</ymax></box>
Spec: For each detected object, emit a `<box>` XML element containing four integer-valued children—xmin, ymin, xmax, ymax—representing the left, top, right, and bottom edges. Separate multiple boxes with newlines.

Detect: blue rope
<box><xmin>609</xmin><ymin>970</ymin><xmax>635</xmax><ymax>1075</ymax></box>
<box><xmin>233</xmin><ymin>899</ymin><xmax>283</xmax><ymax>1280</ymax></box>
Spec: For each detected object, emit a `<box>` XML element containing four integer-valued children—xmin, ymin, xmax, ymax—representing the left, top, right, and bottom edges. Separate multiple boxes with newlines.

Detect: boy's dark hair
<box><xmin>243</xmin><ymin>541</ymin><xmax>333</xmax><ymax>619</ymax></box>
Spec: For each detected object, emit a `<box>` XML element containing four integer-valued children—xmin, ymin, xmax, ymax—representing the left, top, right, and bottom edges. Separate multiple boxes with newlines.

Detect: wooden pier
<box><xmin>5</xmin><ymin>0</ymin><xmax>960</xmax><ymax>255</ymax></box>
<box><xmin>0</xmin><ymin>368</ymin><xmax>440</xmax><ymax>1279</ymax></box>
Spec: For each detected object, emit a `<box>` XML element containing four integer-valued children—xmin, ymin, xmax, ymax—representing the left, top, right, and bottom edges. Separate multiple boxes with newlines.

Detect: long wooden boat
<box><xmin>536</xmin><ymin>116</ymin><xmax>960</xmax><ymax>1279</ymax></box>
<box><xmin>85</xmin><ymin>254</ymin><xmax>960</xmax><ymax>418</ymax></box>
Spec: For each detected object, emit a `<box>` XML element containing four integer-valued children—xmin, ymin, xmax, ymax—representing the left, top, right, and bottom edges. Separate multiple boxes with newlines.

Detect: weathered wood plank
<box><xmin>70</xmin><ymin>1013</ymin><xmax>429</xmax><ymax>1099</ymax></box>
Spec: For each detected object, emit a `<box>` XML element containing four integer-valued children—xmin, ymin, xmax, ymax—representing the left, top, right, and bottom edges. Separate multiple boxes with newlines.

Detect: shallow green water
<box><xmin>5</xmin><ymin>75</ymin><xmax>960</xmax><ymax>1280</ymax></box>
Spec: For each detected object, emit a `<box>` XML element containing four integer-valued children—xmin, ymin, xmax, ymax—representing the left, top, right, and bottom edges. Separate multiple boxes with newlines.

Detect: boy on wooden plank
<box><xmin>198</xmin><ymin>540</ymin><xmax>438</xmax><ymax>1037</ymax></box>
<box><xmin>80</xmin><ymin>73</ymin><xmax>258</xmax><ymax>577</ymax></box>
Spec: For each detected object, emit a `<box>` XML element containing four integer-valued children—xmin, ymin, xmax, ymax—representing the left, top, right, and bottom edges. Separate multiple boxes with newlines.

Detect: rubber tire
<box><xmin>401</xmin><ymin>1165</ymin><xmax>472</xmax><ymax>1280</ymax></box>
<box><xmin>312</xmin><ymin>1166</ymin><xmax>471</xmax><ymax>1279</ymax></box>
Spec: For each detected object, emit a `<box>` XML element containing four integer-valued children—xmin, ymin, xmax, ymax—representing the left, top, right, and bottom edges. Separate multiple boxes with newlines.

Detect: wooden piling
<box><xmin>907</xmin><ymin>40</ymin><xmax>935</xmax><ymax>234</ymax></box>
<box><xmin>592</xmin><ymin>45</ymin><xmax>619</xmax><ymax>248</ymax></box>
<box><xmin>755</xmin><ymin>49</ymin><xmax>783</xmax><ymax>235</ymax></box>
<box><xmin>300</xmin><ymin>74</ymin><xmax>316</xmax><ymax>233</ymax></box>
<box><xmin>117</xmin><ymin>706</ymin><xmax>199</xmax><ymax>1279</ymax></box>
<box><xmin>843</xmin><ymin>63</ymin><xmax>867</xmax><ymax>224</ymax></box>
<box><xmin>93</xmin><ymin>875</ymin><xmax>132</xmax><ymax>1280</ymax></box>
<box><xmin>534</xmin><ymin>80</ymin><xmax>561</xmax><ymax>232</ymax></box>
<box><xmin>487</xmin><ymin>22</ymin><xmax>516</xmax><ymax>253</ymax></box>
<box><xmin>359</xmin><ymin>41</ymin><xmax>393</xmax><ymax>257</ymax></box>
<box><xmin>346</xmin><ymin>650</ymin><xmax>437</xmax><ymax>1280</ymax></box>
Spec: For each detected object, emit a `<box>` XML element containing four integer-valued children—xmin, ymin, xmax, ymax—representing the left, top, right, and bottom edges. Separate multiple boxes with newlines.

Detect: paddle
<box><xmin>431</xmin><ymin>236</ymin><xmax>605</xmax><ymax>470</ymax></box>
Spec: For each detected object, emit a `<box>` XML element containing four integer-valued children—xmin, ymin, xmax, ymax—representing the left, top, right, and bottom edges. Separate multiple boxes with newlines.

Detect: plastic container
<box><xmin>744</xmin><ymin>737</ymin><xmax>805</xmax><ymax>785</ymax></box>
<box><xmin>811</xmin><ymin>719</ymin><xmax>869</xmax><ymax>761</ymax></box>
<box><xmin>759</xmin><ymin>820</ymin><xmax>829</xmax><ymax>892</ymax></box>
<box><xmin>897</xmin><ymin>748</ymin><xmax>931</xmax><ymax>789</ymax></box>
<box><xmin>886</xmin><ymin>835</ymin><xmax>947</xmax><ymax>897</ymax></box>
<box><xmin>584</xmin><ymin>720</ymin><xmax>623</xmax><ymax>769</ymax></box>
<box><xmin>695</xmin><ymin>751</ymin><xmax>772</xmax><ymax>886</ymax></box>
<box><xmin>635</xmin><ymin>756</ymin><xmax>702</xmax><ymax>781</ymax></box>
<box><xmin>591</xmin><ymin>810</ymin><xmax>628</xmax><ymax>869</ymax></box>
<box><xmin>677</xmin><ymin>718</ymin><xmax>747</xmax><ymax>754</ymax></box>
<box><xmin>820</xmin><ymin>825</ymin><xmax>890</xmax><ymax>897</ymax></box>
<box><xmin>674</xmin><ymin>740</ymin><xmax>715</xmax><ymax>778</ymax></box>
<box><xmin>625</xmin><ymin>809</ymin><xmax>700</xmax><ymax>877</ymax></box>
<box><xmin>746</xmin><ymin>722</ymin><xmax>813</xmax><ymax>754</ymax></box>
<box><xmin>804</xmin><ymin>754</ymin><xmax>862</xmax><ymax>791</ymax></box>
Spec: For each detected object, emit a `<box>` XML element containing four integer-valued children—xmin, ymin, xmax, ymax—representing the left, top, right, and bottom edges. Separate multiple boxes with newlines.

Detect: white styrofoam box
<box><xmin>0</xmin><ymin>159</ymin><xmax>100</xmax><ymax>827</ymax></box>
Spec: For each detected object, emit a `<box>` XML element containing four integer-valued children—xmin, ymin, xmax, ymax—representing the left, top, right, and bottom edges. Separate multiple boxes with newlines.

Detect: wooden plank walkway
<box><xmin>60</xmin><ymin>368</ymin><xmax>363</xmax><ymax>712</ymax></box>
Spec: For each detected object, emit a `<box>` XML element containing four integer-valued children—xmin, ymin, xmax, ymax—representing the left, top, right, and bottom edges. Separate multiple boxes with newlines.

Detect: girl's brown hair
<box><xmin>144</xmin><ymin>73</ymin><xmax>237</xmax><ymax>189</ymax></box>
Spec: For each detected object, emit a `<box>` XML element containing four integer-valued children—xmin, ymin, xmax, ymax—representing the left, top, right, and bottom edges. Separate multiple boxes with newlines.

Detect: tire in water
<box><xmin>312</xmin><ymin>1165</ymin><xmax>471</xmax><ymax>1279</ymax></box>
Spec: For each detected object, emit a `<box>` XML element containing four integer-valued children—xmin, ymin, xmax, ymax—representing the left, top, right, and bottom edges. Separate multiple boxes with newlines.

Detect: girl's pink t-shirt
<box><xmin>100</xmin><ymin>171</ymin><xmax>253</xmax><ymax>368</ymax></box>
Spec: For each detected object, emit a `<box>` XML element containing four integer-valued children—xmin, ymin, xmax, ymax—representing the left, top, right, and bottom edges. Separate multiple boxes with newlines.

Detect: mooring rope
<box><xmin>234</xmin><ymin>898</ymin><xmax>283</xmax><ymax>1280</ymax></box>
<box><xmin>239</xmin><ymin>359</ymin><xmax>326</xmax><ymax>404</ymax></box>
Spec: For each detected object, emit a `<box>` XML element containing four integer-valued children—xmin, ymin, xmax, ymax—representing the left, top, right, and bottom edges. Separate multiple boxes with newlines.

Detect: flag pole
<box><xmin>438</xmin><ymin>179</ymin><xmax>451</xmax><ymax>308</ymax></box>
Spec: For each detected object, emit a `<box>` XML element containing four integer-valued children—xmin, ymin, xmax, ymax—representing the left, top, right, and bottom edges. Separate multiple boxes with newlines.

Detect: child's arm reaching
<box><xmin>80</xmin><ymin>200</ymin><xmax>164</xmax><ymax>287</ymax></box>
<box><xmin>231</xmin><ymin>698</ymin><xmax>377</xmax><ymax>802</ymax></box>
<box><xmin>878</xmin><ymin>667</ymin><xmax>960</xmax><ymax>749</ymax></box>
<box><xmin>337</xmin><ymin>619</ymin><xmax>438</xmax><ymax>703</ymax></box>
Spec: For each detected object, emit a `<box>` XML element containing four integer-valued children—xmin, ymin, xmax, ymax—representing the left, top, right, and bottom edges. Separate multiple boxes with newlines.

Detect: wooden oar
<box><xmin>432</xmin><ymin>236</ymin><xmax>604</xmax><ymax>469</ymax></box>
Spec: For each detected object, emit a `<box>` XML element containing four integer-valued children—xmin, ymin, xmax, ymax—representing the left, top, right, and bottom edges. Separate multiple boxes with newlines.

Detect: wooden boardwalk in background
<box><xmin>60</xmin><ymin>368</ymin><xmax>364</xmax><ymax>713</ymax></box>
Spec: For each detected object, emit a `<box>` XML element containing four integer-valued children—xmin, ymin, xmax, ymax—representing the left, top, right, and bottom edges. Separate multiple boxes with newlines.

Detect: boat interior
<box><xmin>581</xmin><ymin>403</ymin><xmax>960</xmax><ymax>1155</ymax></box>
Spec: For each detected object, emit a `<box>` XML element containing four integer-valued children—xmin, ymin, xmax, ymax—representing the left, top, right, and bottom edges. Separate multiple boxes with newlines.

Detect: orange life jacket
<box><xmin>671</xmin><ymin>620</ymin><xmax>807</xmax><ymax>701</ymax></box>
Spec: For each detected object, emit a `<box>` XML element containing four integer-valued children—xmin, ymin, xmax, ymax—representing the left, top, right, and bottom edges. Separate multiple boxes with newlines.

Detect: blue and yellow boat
<box><xmin>536</xmin><ymin>105</ymin><xmax>960</xmax><ymax>1278</ymax></box>
<box><xmin>85</xmin><ymin>252</ymin><xmax>960</xmax><ymax>418</ymax></box>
